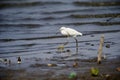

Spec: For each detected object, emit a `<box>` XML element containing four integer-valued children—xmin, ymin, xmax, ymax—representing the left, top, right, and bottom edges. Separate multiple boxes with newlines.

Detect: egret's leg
<box><xmin>74</xmin><ymin>37</ymin><xmax>78</xmax><ymax>54</ymax></box>
<box><xmin>58</xmin><ymin>36</ymin><xmax>68</xmax><ymax>53</ymax></box>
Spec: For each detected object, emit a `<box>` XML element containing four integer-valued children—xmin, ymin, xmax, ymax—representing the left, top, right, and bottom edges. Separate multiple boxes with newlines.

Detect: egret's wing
<box><xmin>66</xmin><ymin>28</ymin><xmax>82</xmax><ymax>36</ymax></box>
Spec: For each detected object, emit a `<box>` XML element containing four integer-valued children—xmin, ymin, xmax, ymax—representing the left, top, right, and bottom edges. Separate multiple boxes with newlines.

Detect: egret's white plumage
<box><xmin>59</xmin><ymin>26</ymin><xmax>82</xmax><ymax>54</ymax></box>
<box><xmin>60</xmin><ymin>27</ymin><xmax>82</xmax><ymax>37</ymax></box>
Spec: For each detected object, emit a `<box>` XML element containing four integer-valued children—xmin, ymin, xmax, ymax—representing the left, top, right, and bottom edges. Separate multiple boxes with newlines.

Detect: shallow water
<box><xmin>0</xmin><ymin>0</ymin><xmax>120</xmax><ymax>60</ymax></box>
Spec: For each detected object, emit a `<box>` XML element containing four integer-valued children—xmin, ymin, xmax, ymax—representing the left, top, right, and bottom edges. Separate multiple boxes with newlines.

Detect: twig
<box><xmin>97</xmin><ymin>35</ymin><xmax>104</xmax><ymax>64</ymax></box>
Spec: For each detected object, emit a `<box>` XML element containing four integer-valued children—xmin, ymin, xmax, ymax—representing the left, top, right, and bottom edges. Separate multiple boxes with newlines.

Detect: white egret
<box><xmin>60</xmin><ymin>27</ymin><xmax>82</xmax><ymax>37</ymax></box>
<box><xmin>59</xmin><ymin>26</ymin><xmax>82</xmax><ymax>54</ymax></box>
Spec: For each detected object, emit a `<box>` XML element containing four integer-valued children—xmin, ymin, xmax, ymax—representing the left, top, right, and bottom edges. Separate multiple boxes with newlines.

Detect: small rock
<box><xmin>105</xmin><ymin>74</ymin><xmax>110</xmax><ymax>77</ymax></box>
<box><xmin>105</xmin><ymin>74</ymin><xmax>111</xmax><ymax>80</ymax></box>
<box><xmin>47</xmin><ymin>63</ymin><xmax>57</xmax><ymax>67</ymax></box>
<box><xmin>66</xmin><ymin>49</ymin><xmax>71</xmax><ymax>52</ymax></box>
<box><xmin>102</xmin><ymin>55</ymin><xmax>106</xmax><ymax>59</ymax></box>
<box><xmin>105</xmin><ymin>44</ymin><xmax>110</xmax><ymax>48</ymax></box>
<box><xmin>91</xmin><ymin>44</ymin><xmax>94</xmax><ymax>46</ymax></box>
<box><xmin>116</xmin><ymin>67</ymin><xmax>120</xmax><ymax>72</ymax></box>
<box><xmin>73</xmin><ymin>62</ymin><xmax>78</xmax><ymax>67</ymax></box>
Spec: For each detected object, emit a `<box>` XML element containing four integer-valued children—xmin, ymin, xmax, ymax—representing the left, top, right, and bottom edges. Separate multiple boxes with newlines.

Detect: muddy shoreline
<box><xmin>0</xmin><ymin>56</ymin><xmax>120</xmax><ymax>80</ymax></box>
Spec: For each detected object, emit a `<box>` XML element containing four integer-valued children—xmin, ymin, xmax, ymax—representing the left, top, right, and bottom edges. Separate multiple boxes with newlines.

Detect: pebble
<box><xmin>73</xmin><ymin>62</ymin><xmax>78</xmax><ymax>67</ymax></box>
<box><xmin>91</xmin><ymin>44</ymin><xmax>94</xmax><ymax>46</ymax></box>
<box><xmin>116</xmin><ymin>67</ymin><xmax>120</xmax><ymax>72</ymax></box>
<box><xmin>105</xmin><ymin>44</ymin><xmax>110</xmax><ymax>48</ymax></box>
<box><xmin>47</xmin><ymin>63</ymin><xmax>57</xmax><ymax>67</ymax></box>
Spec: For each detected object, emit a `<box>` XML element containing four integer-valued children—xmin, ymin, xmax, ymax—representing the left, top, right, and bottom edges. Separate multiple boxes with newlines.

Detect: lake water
<box><xmin>0</xmin><ymin>0</ymin><xmax>120</xmax><ymax>60</ymax></box>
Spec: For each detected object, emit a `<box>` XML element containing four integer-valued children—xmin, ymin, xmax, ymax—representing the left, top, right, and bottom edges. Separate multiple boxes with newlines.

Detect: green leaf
<box><xmin>68</xmin><ymin>72</ymin><xmax>77</xmax><ymax>79</ymax></box>
<box><xmin>90</xmin><ymin>67</ymin><xmax>99</xmax><ymax>76</ymax></box>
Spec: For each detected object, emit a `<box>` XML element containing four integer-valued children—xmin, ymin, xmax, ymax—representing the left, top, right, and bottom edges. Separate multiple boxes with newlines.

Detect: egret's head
<box><xmin>60</xmin><ymin>26</ymin><xmax>66</xmax><ymax>31</ymax></box>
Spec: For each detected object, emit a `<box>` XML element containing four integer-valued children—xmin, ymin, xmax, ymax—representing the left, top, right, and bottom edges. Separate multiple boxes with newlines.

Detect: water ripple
<box><xmin>73</xmin><ymin>1</ymin><xmax>120</xmax><ymax>6</ymax></box>
<box><xmin>0</xmin><ymin>1</ymin><xmax>64</xmax><ymax>9</ymax></box>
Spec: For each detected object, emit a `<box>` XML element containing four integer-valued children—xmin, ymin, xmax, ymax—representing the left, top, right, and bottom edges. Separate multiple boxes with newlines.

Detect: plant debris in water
<box><xmin>90</xmin><ymin>67</ymin><xmax>99</xmax><ymax>76</ymax></box>
<box><xmin>68</xmin><ymin>72</ymin><xmax>77</xmax><ymax>79</ymax></box>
